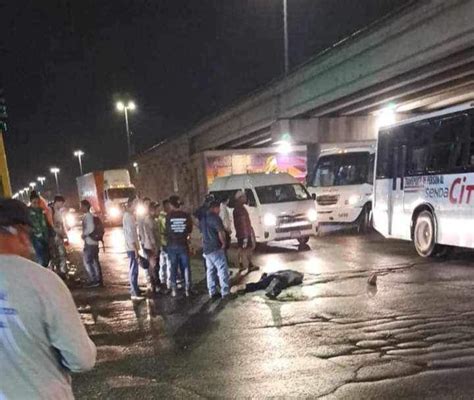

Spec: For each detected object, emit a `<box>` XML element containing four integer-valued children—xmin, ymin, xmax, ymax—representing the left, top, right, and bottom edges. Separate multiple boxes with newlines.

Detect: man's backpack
<box><xmin>90</xmin><ymin>216</ymin><xmax>105</xmax><ymax>242</ymax></box>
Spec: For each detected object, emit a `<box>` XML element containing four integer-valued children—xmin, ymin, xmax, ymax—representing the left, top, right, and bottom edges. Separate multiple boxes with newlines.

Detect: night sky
<box><xmin>2</xmin><ymin>0</ymin><xmax>410</xmax><ymax>199</ymax></box>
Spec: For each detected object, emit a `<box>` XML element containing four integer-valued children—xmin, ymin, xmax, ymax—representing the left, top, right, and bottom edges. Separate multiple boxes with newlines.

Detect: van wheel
<box><xmin>414</xmin><ymin>211</ymin><xmax>437</xmax><ymax>257</ymax></box>
<box><xmin>297</xmin><ymin>237</ymin><xmax>310</xmax><ymax>245</ymax></box>
<box><xmin>357</xmin><ymin>205</ymin><xmax>372</xmax><ymax>234</ymax></box>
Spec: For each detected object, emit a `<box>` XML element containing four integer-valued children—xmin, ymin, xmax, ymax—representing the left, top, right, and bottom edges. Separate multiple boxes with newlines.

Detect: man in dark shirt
<box><xmin>166</xmin><ymin>195</ymin><xmax>193</xmax><ymax>297</ymax></box>
<box><xmin>233</xmin><ymin>190</ymin><xmax>256</xmax><ymax>272</ymax></box>
<box><xmin>202</xmin><ymin>200</ymin><xmax>231</xmax><ymax>299</ymax></box>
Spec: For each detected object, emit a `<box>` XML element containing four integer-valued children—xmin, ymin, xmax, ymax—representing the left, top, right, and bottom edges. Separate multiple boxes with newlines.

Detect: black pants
<box><xmin>245</xmin><ymin>270</ymin><xmax>304</xmax><ymax>299</ymax></box>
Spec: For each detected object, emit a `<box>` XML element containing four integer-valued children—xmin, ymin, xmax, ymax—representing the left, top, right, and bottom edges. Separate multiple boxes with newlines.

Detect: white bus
<box><xmin>373</xmin><ymin>103</ymin><xmax>474</xmax><ymax>257</ymax></box>
<box><xmin>307</xmin><ymin>142</ymin><xmax>375</xmax><ymax>232</ymax></box>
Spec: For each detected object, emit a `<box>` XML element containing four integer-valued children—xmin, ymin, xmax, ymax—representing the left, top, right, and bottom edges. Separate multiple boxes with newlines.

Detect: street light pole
<box><xmin>74</xmin><ymin>150</ymin><xmax>84</xmax><ymax>175</ymax></box>
<box><xmin>116</xmin><ymin>101</ymin><xmax>136</xmax><ymax>160</ymax></box>
<box><xmin>124</xmin><ymin>108</ymin><xmax>131</xmax><ymax>159</ymax></box>
<box><xmin>283</xmin><ymin>0</ymin><xmax>289</xmax><ymax>75</ymax></box>
<box><xmin>50</xmin><ymin>167</ymin><xmax>60</xmax><ymax>193</ymax></box>
<box><xmin>37</xmin><ymin>176</ymin><xmax>46</xmax><ymax>186</ymax></box>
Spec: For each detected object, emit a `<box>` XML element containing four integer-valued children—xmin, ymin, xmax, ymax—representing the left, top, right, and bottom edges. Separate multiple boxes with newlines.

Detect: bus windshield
<box><xmin>107</xmin><ymin>187</ymin><xmax>136</xmax><ymax>200</ymax></box>
<box><xmin>312</xmin><ymin>152</ymin><xmax>372</xmax><ymax>187</ymax></box>
<box><xmin>255</xmin><ymin>184</ymin><xmax>311</xmax><ymax>204</ymax></box>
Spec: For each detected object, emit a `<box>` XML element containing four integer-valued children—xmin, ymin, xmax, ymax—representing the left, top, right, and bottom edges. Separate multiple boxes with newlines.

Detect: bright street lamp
<box><xmin>74</xmin><ymin>150</ymin><xmax>85</xmax><ymax>175</ymax></box>
<box><xmin>50</xmin><ymin>167</ymin><xmax>60</xmax><ymax>193</ymax></box>
<box><xmin>37</xmin><ymin>176</ymin><xmax>46</xmax><ymax>185</ymax></box>
<box><xmin>116</xmin><ymin>100</ymin><xmax>136</xmax><ymax>159</ymax></box>
<box><xmin>29</xmin><ymin>182</ymin><xmax>37</xmax><ymax>190</ymax></box>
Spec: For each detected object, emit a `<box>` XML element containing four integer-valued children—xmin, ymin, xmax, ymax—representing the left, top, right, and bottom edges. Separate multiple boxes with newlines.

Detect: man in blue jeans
<box><xmin>122</xmin><ymin>199</ymin><xmax>144</xmax><ymax>301</ymax></box>
<box><xmin>201</xmin><ymin>200</ymin><xmax>231</xmax><ymax>299</ymax></box>
<box><xmin>166</xmin><ymin>195</ymin><xmax>193</xmax><ymax>297</ymax></box>
<box><xmin>80</xmin><ymin>200</ymin><xmax>103</xmax><ymax>287</ymax></box>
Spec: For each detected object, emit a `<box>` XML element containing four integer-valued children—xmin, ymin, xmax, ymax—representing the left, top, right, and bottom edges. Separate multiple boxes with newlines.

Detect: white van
<box><xmin>209</xmin><ymin>173</ymin><xmax>318</xmax><ymax>245</ymax></box>
<box><xmin>307</xmin><ymin>142</ymin><xmax>375</xmax><ymax>232</ymax></box>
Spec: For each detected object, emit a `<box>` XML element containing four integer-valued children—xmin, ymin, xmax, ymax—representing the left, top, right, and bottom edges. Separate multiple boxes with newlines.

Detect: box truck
<box><xmin>77</xmin><ymin>169</ymin><xmax>136</xmax><ymax>224</ymax></box>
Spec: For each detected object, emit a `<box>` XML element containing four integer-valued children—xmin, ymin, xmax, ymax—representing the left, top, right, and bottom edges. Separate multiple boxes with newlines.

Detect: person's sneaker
<box><xmin>131</xmin><ymin>295</ymin><xmax>145</xmax><ymax>301</ymax></box>
<box><xmin>185</xmin><ymin>289</ymin><xmax>191</xmax><ymax>298</ymax></box>
<box><xmin>171</xmin><ymin>288</ymin><xmax>178</xmax><ymax>298</ymax></box>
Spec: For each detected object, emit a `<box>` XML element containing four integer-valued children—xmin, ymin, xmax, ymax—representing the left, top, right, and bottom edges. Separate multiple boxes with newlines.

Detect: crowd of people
<box><xmin>116</xmin><ymin>190</ymin><xmax>258</xmax><ymax>301</ymax></box>
<box><xmin>12</xmin><ymin>186</ymin><xmax>261</xmax><ymax>304</ymax></box>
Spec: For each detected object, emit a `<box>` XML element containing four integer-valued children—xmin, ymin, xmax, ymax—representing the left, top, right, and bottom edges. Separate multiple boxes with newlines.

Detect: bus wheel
<box><xmin>357</xmin><ymin>205</ymin><xmax>372</xmax><ymax>234</ymax></box>
<box><xmin>414</xmin><ymin>211</ymin><xmax>437</xmax><ymax>257</ymax></box>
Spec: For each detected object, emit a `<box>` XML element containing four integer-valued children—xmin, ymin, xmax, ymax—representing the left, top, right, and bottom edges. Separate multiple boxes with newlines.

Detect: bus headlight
<box><xmin>263</xmin><ymin>213</ymin><xmax>277</xmax><ymax>227</ymax></box>
<box><xmin>348</xmin><ymin>195</ymin><xmax>362</xmax><ymax>206</ymax></box>
<box><xmin>108</xmin><ymin>206</ymin><xmax>121</xmax><ymax>219</ymax></box>
<box><xmin>307</xmin><ymin>209</ymin><xmax>318</xmax><ymax>222</ymax></box>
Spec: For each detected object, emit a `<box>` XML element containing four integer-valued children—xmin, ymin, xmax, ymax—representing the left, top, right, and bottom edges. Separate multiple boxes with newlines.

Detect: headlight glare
<box><xmin>263</xmin><ymin>213</ymin><xmax>277</xmax><ymax>227</ymax></box>
<box><xmin>307</xmin><ymin>209</ymin><xmax>318</xmax><ymax>222</ymax></box>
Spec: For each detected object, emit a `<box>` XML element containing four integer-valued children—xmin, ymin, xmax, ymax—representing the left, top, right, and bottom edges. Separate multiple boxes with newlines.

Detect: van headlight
<box><xmin>307</xmin><ymin>209</ymin><xmax>318</xmax><ymax>222</ymax></box>
<box><xmin>348</xmin><ymin>195</ymin><xmax>362</xmax><ymax>206</ymax></box>
<box><xmin>263</xmin><ymin>213</ymin><xmax>277</xmax><ymax>227</ymax></box>
<box><xmin>65</xmin><ymin>213</ymin><xmax>76</xmax><ymax>228</ymax></box>
<box><xmin>108</xmin><ymin>206</ymin><xmax>121</xmax><ymax>218</ymax></box>
<box><xmin>136</xmin><ymin>204</ymin><xmax>146</xmax><ymax>217</ymax></box>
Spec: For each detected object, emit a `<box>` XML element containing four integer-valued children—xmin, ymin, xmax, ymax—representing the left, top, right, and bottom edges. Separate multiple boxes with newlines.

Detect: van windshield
<box><xmin>255</xmin><ymin>184</ymin><xmax>311</xmax><ymax>204</ymax></box>
<box><xmin>312</xmin><ymin>152</ymin><xmax>372</xmax><ymax>187</ymax></box>
<box><xmin>107</xmin><ymin>187</ymin><xmax>136</xmax><ymax>200</ymax></box>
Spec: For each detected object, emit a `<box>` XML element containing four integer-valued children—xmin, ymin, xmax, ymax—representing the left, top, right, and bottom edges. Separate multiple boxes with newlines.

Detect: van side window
<box><xmin>245</xmin><ymin>189</ymin><xmax>257</xmax><ymax>207</ymax></box>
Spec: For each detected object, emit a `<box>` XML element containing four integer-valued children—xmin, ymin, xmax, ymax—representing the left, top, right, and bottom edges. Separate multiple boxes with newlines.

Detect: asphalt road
<box><xmin>70</xmin><ymin>227</ymin><xmax>474</xmax><ymax>399</ymax></box>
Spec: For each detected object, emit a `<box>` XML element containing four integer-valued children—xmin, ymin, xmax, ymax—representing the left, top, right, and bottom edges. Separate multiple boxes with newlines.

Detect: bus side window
<box><xmin>467</xmin><ymin>114</ymin><xmax>474</xmax><ymax>169</ymax></box>
<box><xmin>376</xmin><ymin>131</ymin><xmax>392</xmax><ymax>179</ymax></box>
<box><xmin>428</xmin><ymin>113</ymin><xmax>468</xmax><ymax>173</ymax></box>
<box><xmin>367</xmin><ymin>153</ymin><xmax>375</xmax><ymax>184</ymax></box>
<box><xmin>406</xmin><ymin>121</ymin><xmax>431</xmax><ymax>176</ymax></box>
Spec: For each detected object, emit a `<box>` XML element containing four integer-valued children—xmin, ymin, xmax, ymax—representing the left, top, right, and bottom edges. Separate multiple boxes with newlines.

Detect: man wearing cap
<box><xmin>0</xmin><ymin>199</ymin><xmax>96</xmax><ymax>399</ymax></box>
<box><xmin>166</xmin><ymin>195</ymin><xmax>193</xmax><ymax>297</ymax></box>
<box><xmin>233</xmin><ymin>190</ymin><xmax>257</xmax><ymax>272</ymax></box>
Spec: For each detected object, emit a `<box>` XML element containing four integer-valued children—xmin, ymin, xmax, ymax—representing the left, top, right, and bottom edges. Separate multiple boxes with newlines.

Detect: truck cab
<box><xmin>77</xmin><ymin>169</ymin><xmax>136</xmax><ymax>224</ymax></box>
<box><xmin>307</xmin><ymin>142</ymin><xmax>375</xmax><ymax>232</ymax></box>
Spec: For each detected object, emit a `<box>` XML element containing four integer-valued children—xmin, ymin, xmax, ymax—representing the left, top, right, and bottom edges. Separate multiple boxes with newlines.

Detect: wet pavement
<box><xmin>70</xmin><ymin>227</ymin><xmax>474</xmax><ymax>399</ymax></box>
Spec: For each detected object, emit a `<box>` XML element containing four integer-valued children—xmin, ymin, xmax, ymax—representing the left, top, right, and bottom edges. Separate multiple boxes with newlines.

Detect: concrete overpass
<box><xmin>133</xmin><ymin>0</ymin><xmax>474</xmax><ymax>206</ymax></box>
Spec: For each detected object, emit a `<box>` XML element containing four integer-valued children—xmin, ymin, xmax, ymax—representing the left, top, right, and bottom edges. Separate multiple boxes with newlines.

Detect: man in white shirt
<box><xmin>219</xmin><ymin>196</ymin><xmax>232</xmax><ymax>249</ymax></box>
<box><xmin>122</xmin><ymin>199</ymin><xmax>144</xmax><ymax>300</ymax></box>
<box><xmin>0</xmin><ymin>198</ymin><xmax>96</xmax><ymax>399</ymax></box>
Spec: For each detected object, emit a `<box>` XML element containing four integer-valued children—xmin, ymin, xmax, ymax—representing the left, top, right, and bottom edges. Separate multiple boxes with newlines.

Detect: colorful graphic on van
<box><xmin>205</xmin><ymin>151</ymin><xmax>307</xmax><ymax>185</ymax></box>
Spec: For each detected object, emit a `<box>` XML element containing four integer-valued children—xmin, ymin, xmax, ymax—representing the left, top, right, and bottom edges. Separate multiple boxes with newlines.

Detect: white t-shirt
<box><xmin>0</xmin><ymin>255</ymin><xmax>96</xmax><ymax>399</ymax></box>
<box><xmin>122</xmin><ymin>211</ymin><xmax>139</xmax><ymax>252</ymax></box>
